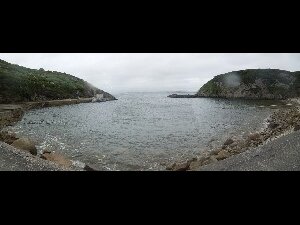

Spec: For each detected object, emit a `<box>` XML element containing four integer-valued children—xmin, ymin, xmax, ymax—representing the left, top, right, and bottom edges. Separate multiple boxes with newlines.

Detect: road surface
<box><xmin>199</xmin><ymin>130</ymin><xmax>300</xmax><ymax>171</ymax></box>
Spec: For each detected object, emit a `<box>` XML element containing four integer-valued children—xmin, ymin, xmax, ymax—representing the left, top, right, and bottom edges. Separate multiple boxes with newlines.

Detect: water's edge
<box><xmin>2</xmin><ymin>95</ymin><xmax>299</xmax><ymax>171</ymax></box>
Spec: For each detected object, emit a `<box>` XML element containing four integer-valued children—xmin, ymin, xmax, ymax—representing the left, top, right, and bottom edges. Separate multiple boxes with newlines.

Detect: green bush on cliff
<box><xmin>0</xmin><ymin>59</ymin><xmax>114</xmax><ymax>103</ymax></box>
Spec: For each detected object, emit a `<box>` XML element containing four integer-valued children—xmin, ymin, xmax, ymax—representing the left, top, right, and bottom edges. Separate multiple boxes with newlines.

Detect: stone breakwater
<box><xmin>167</xmin><ymin>100</ymin><xmax>300</xmax><ymax>171</ymax></box>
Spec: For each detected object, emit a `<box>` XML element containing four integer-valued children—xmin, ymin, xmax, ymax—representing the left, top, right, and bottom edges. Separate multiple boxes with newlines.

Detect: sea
<box><xmin>10</xmin><ymin>92</ymin><xmax>283</xmax><ymax>170</ymax></box>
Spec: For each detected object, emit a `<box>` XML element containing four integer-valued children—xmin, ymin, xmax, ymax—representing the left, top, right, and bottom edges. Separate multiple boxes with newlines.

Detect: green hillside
<box><xmin>0</xmin><ymin>59</ymin><xmax>116</xmax><ymax>103</ymax></box>
<box><xmin>197</xmin><ymin>69</ymin><xmax>300</xmax><ymax>99</ymax></box>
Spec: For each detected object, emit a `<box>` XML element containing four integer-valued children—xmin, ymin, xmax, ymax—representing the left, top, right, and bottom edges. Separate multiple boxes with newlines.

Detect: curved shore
<box><xmin>1</xmin><ymin>97</ymin><xmax>300</xmax><ymax>171</ymax></box>
<box><xmin>198</xmin><ymin>129</ymin><xmax>300</xmax><ymax>171</ymax></box>
<box><xmin>167</xmin><ymin>98</ymin><xmax>300</xmax><ymax>171</ymax></box>
<box><xmin>0</xmin><ymin>98</ymin><xmax>118</xmax><ymax>171</ymax></box>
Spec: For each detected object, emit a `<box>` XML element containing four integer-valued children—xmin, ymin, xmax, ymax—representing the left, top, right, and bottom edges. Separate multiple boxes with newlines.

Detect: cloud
<box><xmin>0</xmin><ymin>53</ymin><xmax>299</xmax><ymax>94</ymax></box>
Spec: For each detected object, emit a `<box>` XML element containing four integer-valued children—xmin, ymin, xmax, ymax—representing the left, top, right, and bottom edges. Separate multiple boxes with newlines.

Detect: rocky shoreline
<box><xmin>0</xmin><ymin>97</ymin><xmax>117</xmax><ymax>171</ymax></box>
<box><xmin>2</xmin><ymin>96</ymin><xmax>300</xmax><ymax>171</ymax></box>
<box><xmin>166</xmin><ymin>98</ymin><xmax>300</xmax><ymax>171</ymax></box>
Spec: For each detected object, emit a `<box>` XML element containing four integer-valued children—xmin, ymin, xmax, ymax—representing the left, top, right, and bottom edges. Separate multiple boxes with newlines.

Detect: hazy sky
<box><xmin>0</xmin><ymin>53</ymin><xmax>299</xmax><ymax>94</ymax></box>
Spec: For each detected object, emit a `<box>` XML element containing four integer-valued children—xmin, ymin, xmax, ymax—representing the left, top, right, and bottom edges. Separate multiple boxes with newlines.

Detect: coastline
<box><xmin>0</xmin><ymin>98</ymin><xmax>116</xmax><ymax>171</ymax></box>
<box><xmin>1</xmin><ymin>97</ymin><xmax>300</xmax><ymax>171</ymax></box>
<box><xmin>166</xmin><ymin>98</ymin><xmax>300</xmax><ymax>171</ymax></box>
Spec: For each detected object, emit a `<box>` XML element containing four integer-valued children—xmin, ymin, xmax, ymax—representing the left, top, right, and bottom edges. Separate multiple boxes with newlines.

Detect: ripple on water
<box><xmin>10</xmin><ymin>93</ymin><xmax>279</xmax><ymax>170</ymax></box>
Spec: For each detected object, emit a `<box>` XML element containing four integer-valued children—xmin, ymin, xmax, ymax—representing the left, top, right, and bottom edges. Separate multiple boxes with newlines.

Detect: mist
<box><xmin>0</xmin><ymin>53</ymin><xmax>300</xmax><ymax>94</ymax></box>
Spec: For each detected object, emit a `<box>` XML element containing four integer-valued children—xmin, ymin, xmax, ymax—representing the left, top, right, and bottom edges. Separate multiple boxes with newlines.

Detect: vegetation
<box><xmin>0</xmin><ymin>59</ymin><xmax>115</xmax><ymax>103</ymax></box>
<box><xmin>197</xmin><ymin>69</ymin><xmax>300</xmax><ymax>99</ymax></box>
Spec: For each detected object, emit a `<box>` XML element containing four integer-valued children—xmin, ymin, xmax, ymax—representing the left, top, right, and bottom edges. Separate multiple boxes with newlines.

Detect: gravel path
<box><xmin>198</xmin><ymin>130</ymin><xmax>300</xmax><ymax>171</ymax></box>
<box><xmin>0</xmin><ymin>141</ymin><xmax>67</xmax><ymax>171</ymax></box>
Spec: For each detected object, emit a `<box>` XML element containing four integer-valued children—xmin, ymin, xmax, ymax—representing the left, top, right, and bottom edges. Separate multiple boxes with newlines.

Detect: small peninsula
<box><xmin>169</xmin><ymin>69</ymin><xmax>300</xmax><ymax>99</ymax></box>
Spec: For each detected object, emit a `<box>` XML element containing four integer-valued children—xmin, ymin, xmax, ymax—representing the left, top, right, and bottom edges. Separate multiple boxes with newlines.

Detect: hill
<box><xmin>0</xmin><ymin>59</ymin><xmax>116</xmax><ymax>103</ymax></box>
<box><xmin>197</xmin><ymin>69</ymin><xmax>300</xmax><ymax>99</ymax></box>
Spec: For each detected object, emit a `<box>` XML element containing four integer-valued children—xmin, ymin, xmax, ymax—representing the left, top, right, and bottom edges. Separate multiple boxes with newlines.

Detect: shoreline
<box><xmin>166</xmin><ymin>98</ymin><xmax>300</xmax><ymax>171</ymax></box>
<box><xmin>1</xmin><ymin>97</ymin><xmax>300</xmax><ymax>171</ymax></box>
<box><xmin>0</xmin><ymin>98</ymin><xmax>117</xmax><ymax>171</ymax></box>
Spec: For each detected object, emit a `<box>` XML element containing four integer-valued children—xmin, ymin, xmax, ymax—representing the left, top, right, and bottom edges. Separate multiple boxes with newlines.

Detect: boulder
<box><xmin>11</xmin><ymin>138</ymin><xmax>37</xmax><ymax>155</ymax></box>
<box><xmin>92</xmin><ymin>94</ymin><xmax>106</xmax><ymax>103</ymax></box>
<box><xmin>294</xmin><ymin>124</ymin><xmax>300</xmax><ymax>131</ymax></box>
<box><xmin>209</xmin><ymin>148</ymin><xmax>222</xmax><ymax>156</ymax></box>
<box><xmin>40</xmin><ymin>152</ymin><xmax>72</xmax><ymax>168</ymax></box>
<box><xmin>215</xmin><ymin>150</ymin><xmax>231</xmax><ymax>161</ymax></box>
<box><xmin>167</xmin><ymin>162</ymin><xmax>190</xmax><ymax>171</ymax></box>
<box><xmin>84</xmin><ymin>164</ymin><xmax>98</xmax><ymax>171</ymax></box>
<box><xmin>166</xmin><ymin>163</ymin><xmax>176</xmax><ymax>171</ymax></box>
<box><xmin>173</xmin><ymin>162</ymin><xmax>190</xmax><ymax>171</ymax></box>
<box><xmin>247</xmin><ymin>133</ymin><xmax>261</xmax><ymax>141</ymax></box>
<box><xmin>189</xmin><ymin>160</ymin><xmax>204</xmax><ymax>170</ymax></box>
<box><xmin>0</xmin><ymin>131</ymin><xmax>18</xmax><ymax>145</ymax></box>
<box><xmin>268</xmin><ymin>122</ymin><xmax>279</xmax><ymax>129</ymax></box>
<box><xmin>202</xmin><ymin>156</ymin><xmax>218</xmax><ymax>166</ymax></box>
<box><xmin>42</xmin><ymin>149</ymin><xmax>52</xmax><ymax>154</ymax></box>
<box><xmin>223</xmin><ymin>138</ymin><xmax>234</xmax><ymax>146</ymax></box>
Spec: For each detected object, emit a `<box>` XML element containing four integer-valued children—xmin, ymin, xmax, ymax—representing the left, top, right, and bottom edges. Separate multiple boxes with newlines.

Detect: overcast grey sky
<box><xmin>0</xmin><ymin>53</ymin><xmax>299</xmax><ymax>94</ymax></box>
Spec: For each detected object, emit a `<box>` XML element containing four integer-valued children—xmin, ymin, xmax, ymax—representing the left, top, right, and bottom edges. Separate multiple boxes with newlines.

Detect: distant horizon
<box><xmin>1</xmin><ymin>53</ymin><xmax>300</xmax><ymax>94</ymax></box>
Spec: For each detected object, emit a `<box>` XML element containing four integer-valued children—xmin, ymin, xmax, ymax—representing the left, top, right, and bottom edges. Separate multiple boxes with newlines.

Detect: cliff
<box><xmin>0</xmin><ymin>59</ymin><xmax>116</xmax><ymax>104</ymax></box>
<box><xmin>197</xmin><ymin>69</ymin><xmax>300</xmax><ymax>99</ymax></box>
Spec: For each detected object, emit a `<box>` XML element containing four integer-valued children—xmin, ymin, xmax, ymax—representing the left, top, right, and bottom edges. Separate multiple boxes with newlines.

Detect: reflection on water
<box><xmin>11</xmin><ymin>92</ymin><xmax>281</xmax><ymax>170</ymax></box>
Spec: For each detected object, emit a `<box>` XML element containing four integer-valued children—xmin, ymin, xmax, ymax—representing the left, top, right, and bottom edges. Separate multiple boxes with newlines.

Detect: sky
<box><xmin>0</xmin><ymin>53</ymin><xmax>299</xmax><ymax>94</ymax></box>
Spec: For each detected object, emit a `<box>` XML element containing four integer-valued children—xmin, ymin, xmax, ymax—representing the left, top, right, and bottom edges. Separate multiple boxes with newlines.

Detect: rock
<box><xmin>189</xmin><ymin>160</ymin><xmax>204</xmax><ymax>170</ymax></box>
<box><xmin>11</xmin><ymin>138</ymin><xmax>37</xmax><ymax>155</ymax></box>
<box><xmin>92</xmin><ymin>94</ymin><xmax>106</xmax><ymax>103</ymax></box>
<box><xmin>215</xmin><ymin>150</ymin><xmax>231</xmax><ymax>161</ymax></box>
<box><xmin>209</xmin><ymin>148</ymin><xmax>222</xmax><ymax>156</ymax></box>
<box><xmin>187</xmin><ymin>157</ymin><xmax>197</xmax><ymax>164</ymax></box>
<box><xmin>294</xmin><ymin>124</ymin><xmax>300</xmax><ymax>131</ymax></box>
<box><xmin>247</xmin><ymin>133</ymin><xmax>261</xmax><ymax>141</ymax></box>
<box><xmin>169</xmin><ymin>162</ymin><xmax>190</xmax><ymax>171</ymax></box>
<box><xmin>268</xmin><ymin>122</ymin><xmax>279</xmax><ymax>129</ymax></box>
<box><xmin>229</xmin><ymin>141</ymin><xmax>238</xmax><ymax>148</ymax></box>
<box><xmin>42</xmin><ymin>149</ymin><xmax>52</xmax><ymax>154</ymax></box>
<box><xmin>223</xmin><ymin>138</ymin><xmax>234</xmax><ymax>146</ymax></box>
<box><xmin>40</xmin><ymin>152</ymin><xmax>72</xmax><ymax>168</ymax></box>
<box><xmin>166</xmin><ymin>163</ymin><xmax>176</xmax><ymax>170</ymax></box>
<box><xmin>84</xmin><ymin>164</ymin><xmax>98</xmax><ymax>171</ymax></box>
<box><xmin>202</xmin><ymin>156</ymin><xmax>218</xmax><ymax>166</ymax></box>
<box><xmin>0</xmin><ymin>131</ymin><xmax>18</xmax><ymax>144</ymax></box>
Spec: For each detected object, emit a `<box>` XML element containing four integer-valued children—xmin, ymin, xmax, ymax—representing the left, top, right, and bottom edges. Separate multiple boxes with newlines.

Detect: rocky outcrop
<box><xmin>0</xmin><ymin>105</ymin><xmax>24</xmax><ymax>128</ymax></box>
<box><xmin>0</xmin><ymin>131</ymin><xmax>18</xmax><ymax>144</ymax></box>
<box><xmin>40</xmin><ymin>151</ymin><xmax>72</xmax><ymax>168</ymax></box>
<box><xmin>84</xmin><ymin>164</ymin><xmax>98</xmax><ymax>171</ymax></box>
<box><xmin>92</xmin><ymin>93</ymin><xmax>117</xmax><ymax>103</ymax></box>
<box><xmin>11</xmin><ymin>137</ymin><xmax>37</xmax><ymax>155</ymax></box>
<box><xmin>197</xmin><ymin>69</ymin><xmax>300</xmax><ymax>100</ymax></box>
